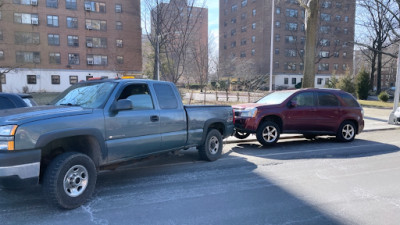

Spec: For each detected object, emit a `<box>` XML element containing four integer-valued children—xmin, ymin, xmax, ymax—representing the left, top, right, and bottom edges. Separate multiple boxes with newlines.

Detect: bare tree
<box><xmin>356</xmin><ymin>0</ymin><xmax>397</xmax><ymax>93</ymax></box>
<box><xmin>297</xmin><ymin>0</ymin><xmax>319</xmax><ymax>88</ymax></box>
<box><xmin>142</xmin><ymin>0</ymin><xmax>207</xmax><ymax>83</ymax></box>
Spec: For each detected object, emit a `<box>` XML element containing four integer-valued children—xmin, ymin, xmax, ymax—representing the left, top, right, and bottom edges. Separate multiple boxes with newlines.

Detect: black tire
<box><xmin>303</xmin><ymin>134</ymin><xmax>316</xmax><ymax>140</ymax></box>
<box><xmin>42</xmin><ymin>152</ymin><xmax>97</xmax><ymax>209</ymax></box>
<box><xmin>234</xmin><ymin>130</ymin><xmax>250</xmax><ymax>139</ymax></box>
<box><xmin>198</xmin><ymin>129</ymin><xmax>223</xmax><ymax>161</ymax></box>
<box><xmin>336</xmin><ymin>121</ymin><xmax>356</xmax><ymax>142</ymax></box>
<box><xmin>256</xmin><ymin>121</ymin><xmax>280</xmax><ymax>146</ymax></box>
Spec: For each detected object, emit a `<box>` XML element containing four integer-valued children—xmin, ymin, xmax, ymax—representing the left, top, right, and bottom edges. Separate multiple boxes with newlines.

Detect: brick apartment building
<box><xmin>219</xmin><ymin>0</ymin><xmax>356</xmax><ymax>89</ymax></box>
<box><xmin>0</xmin><ymin>0</ymin><xmax>141</xmax><ymax>92</ymax></box>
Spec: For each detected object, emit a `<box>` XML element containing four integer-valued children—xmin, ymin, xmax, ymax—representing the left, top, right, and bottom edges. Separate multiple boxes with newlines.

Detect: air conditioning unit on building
<box><xmin>86</xmin><ymin>25</ymin><xmax>92</xmax><ymax>30</ymax></box>
<box><xmin>87</xmin><ymin>59</ymin><xmax>94</xmax><ymax>65</ymax></box>
<box><xmin>86</xmin><ymin>42</ymin><xmax>93</xmax><ymax>48</ymax></box>
<box><xmin>85</xmin><ymin>5</ymin><xmax>91</xmax><ymax>11</ymax></box>
<box><xmin>31</xmin><ymin>0</ymin><xmax>38</xmax><ymax>6</ymax></box>
<box><xmin>31</xmin><ymin>18</ymin><xmax>39</xmax><ymax>25</ymax></box>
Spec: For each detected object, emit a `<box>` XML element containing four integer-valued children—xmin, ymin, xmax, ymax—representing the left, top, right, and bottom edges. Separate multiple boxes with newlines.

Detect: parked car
<box><xmin>0</xmin><ymin>79</ymin><xmax>234</xmax><ymax>209</ymax></box>
<box><xmin>0</xmin><ymin>93</ymin><xmax>37</xmax><ymax>110</ymax></box>
<box><xmin>386</xmin><ymin>86</ymin><xmax>399</xmax><ymax>99</ymax></box>
<box><xmin>233</xmin><ymin>88</ymin><xmax>364</xmax><ymax>146</ymax></box>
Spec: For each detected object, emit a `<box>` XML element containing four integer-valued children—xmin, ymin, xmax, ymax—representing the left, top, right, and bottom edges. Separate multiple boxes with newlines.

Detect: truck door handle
<box><xmin>150</xmin><ymin>115</ymin><xmax>159</xmax><ymax>122</ymax></box>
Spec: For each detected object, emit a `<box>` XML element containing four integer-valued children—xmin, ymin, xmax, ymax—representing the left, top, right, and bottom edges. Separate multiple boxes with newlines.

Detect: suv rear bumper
<box><xmin>0</xmin><ymin>149</ymin><xmax>41</xmax><ymax>188</ymax></box>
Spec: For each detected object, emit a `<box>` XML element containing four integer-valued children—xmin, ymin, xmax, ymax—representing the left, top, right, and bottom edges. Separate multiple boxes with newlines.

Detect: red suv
<box><xmin>233</xmin><ymin>89</ymin><xmax>364</xmax><ymax>146</ymax></box>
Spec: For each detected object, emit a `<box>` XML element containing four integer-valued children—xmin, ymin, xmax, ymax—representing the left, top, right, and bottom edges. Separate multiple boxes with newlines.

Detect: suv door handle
<box><xmin>150</xmin><ymin>115</ymin><xmax>159</xmax><ymax>122</ymax></box>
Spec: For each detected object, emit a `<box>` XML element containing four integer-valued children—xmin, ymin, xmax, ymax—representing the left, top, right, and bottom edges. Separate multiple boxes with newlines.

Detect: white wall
<box><xmin>2</xmin><ymin>68</ymin><xmax>120</xmax><ymax>93</ymax></box>
<box><xmin>274</xmin><ymin>74</ymin><xmax>333</xmax><ymax>89</ymax></box>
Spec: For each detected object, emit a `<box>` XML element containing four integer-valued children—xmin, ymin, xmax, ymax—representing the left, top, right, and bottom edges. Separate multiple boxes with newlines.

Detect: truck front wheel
<box><xmin>42</xmin><ymin>152</ymin><xmax>97</xmax><ymax>209</ymax></box>
<box><xmin>198</xmin><ymin>129</ymin><xmax>223</xmax><ymax>162</ymax></box>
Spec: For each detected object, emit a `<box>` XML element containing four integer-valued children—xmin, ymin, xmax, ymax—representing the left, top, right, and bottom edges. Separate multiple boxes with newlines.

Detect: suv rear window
<box><xmin>317</xmin><ymin>92</ymin><xmax>339</xmax><ymax>107</ymax></box>
<box><xmin>339</xmin><ymin>93</ymin><xmax>360</xmax><ymax>107</ymax></box>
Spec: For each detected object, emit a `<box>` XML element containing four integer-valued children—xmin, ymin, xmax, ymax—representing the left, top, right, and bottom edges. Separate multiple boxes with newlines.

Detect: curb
<box><xmin>223</xmin><ymin>127</ymin><xmax>400</xmax><ymax>144</ymax></box>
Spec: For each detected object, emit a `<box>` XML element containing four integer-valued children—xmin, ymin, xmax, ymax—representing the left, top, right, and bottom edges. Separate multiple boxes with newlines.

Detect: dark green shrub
<box><xmin>356</xmin><ymin>69</ymin><xmax>370</xmax><ymax>100</ymax></box>
<box><xmin>378</xmin><ymin>91</ymin><xmax>389</xmax><ymax>102</ymax></box>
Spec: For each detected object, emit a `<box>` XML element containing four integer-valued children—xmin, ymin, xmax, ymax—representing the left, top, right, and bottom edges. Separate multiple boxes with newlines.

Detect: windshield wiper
<box><xmin>59</xmin><ymin>103</ymin><xmax>81</xmax><ymax>106</ymax></box>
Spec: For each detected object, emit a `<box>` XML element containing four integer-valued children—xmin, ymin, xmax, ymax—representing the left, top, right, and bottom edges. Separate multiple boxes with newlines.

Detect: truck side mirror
<box><xmin>114</xmin><ymin>99</ymin><xmax>133</xmax><ymax>111</ymax></box>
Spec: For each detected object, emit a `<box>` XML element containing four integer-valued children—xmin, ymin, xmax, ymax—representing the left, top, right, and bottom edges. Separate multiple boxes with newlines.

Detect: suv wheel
<box><xmin>234</xmin><ymin>130</ymin><xmax>250</xmax><ymax>139</ymax></box>
<box><xmin>337</xmin><ymin>121</ymin><xmax>356</xmax><ymax>142</ymax></box>
<box><xmin>42</xmin><ymin>152</ymin><xmax>97</xmax><ymax>209</ymax></box>
<box><xmin>256</xmin><ymin>121</ymin><xmax>280</xmax><ymax>146</ymax></box>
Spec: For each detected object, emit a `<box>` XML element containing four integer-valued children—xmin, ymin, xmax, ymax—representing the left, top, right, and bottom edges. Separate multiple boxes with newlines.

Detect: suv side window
<box><xmin>339</xmin><ymin>93</ymin><xmax>359</xmax><ymax>107</ymax></box>
<box><xmin>317</xmin><ymin>92</ymin><xmax>339</xmax><ymax>107</ymax></box>
<box><xmin>153</xmin><ymin>83</ymin><xmax>178</xmax><ymax>109</ymax></box>
<box><xmin>118</xmin><ymin>84</ymin><xmax>154</xmax><ymax>110</ymax></box>
<box><xmin>0</xmin><ymin>96</ymin><xmax>16</xmax><ymax>109</ymax></box>
<box><xmin>292</xmin><ymin>92</ymin><xmax>315</xmax><ymax>107</ymax></box>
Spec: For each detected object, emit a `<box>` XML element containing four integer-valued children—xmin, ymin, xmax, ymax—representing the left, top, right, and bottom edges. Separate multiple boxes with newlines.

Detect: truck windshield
<box><xmin>51</xmin><ymin>82</ymin><xmax>117</xmax><ymax>108</ymax></box>
<box><xmin>257</xmin><ymin>90</ymin><xmax>296</xmax><ymax>105</ymax></box>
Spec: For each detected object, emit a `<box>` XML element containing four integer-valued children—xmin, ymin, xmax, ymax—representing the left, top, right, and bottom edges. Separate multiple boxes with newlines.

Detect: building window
<box><xmin>275</xmin><ymin>62</ymin><xmax>279</xmax><ymax>69</ymax></box>
<box><xmin>115</xmin><ymin>4</ymin><xmax>122</xmax><ymax>13</ymax></box>
<box><xmin>86</xmin><ymin>37</ymin><xmax>107</xmax><ymax>48</ymax></box>
<box><xmin>0</xmin><ymin>31</ymin><xmax>2</xmax><ymax>40</ymax></box>
<box><xmin>251</xmin><ymin>36</ymin><xmax>256</xmax><ymax>43</ymax></box>
<box><xmin>84</xmin><ymin>1</ymin><xmax>106</xmax><ymax>13</ymax></box>
<box><xmin>343</xmin><ymin>52</ymin><xmax>347</xmax><ymax>58</ymax></box>
<box><xmin>231</xmin><ymin>41</ymin><xmax>236</xmax><ymax>47</ymax></box>
<box><xmin>86</xmin><ymin>19</ymin><xmax>107</xmax><ymax>31</ymax></box>
<box><xmin>47</xmin><ymin>15</ymin><xmax>59</xmax><ymax>27</ymax></box>
<box><xmin>275</xmin><ymin>34</ymin><xmax>280</xmax><ymax>41</ymax></box>
<box><xmin>321</xmin><ymin>13</ymin><xmax>331</xmax><ymax>21</ymax></box>
<box><xmin>0</xmin><ymin>50</ymin><xmax>4</xmax><ymax>60</ymax></box>
<box><xmin>67</xmin><ymin>35</ymin><xmax>79</xmax><ymax>47</ymax></box>
<box><xmin>67</xmin><ymin>17</ymin><xmax>78</xmax><ymax>28</ymax></box>
<box><xmin>275</xmin><ymin>21</ymin><xmax>280</xmax><ymax>28</ymax></box>
<box><xmin>241</xmin><ymin>26</ymin><xmax>247</xmax><ymax>32</ymax></box>
<box><xmin>333</xmin><ymin>64</ymin><xmax>339</xmax><ymax>70</ymax></box>
<box><xmin>286</xmin><ymin>49</ymin><xmax>297</xmax><ymax>57</ymax></box>
<box><xmin>14</xmin><ymin>13</ymin><xmax>38</xmax><ymax>24</ymax></box>
<box><xmin>66</xmin><ymin>0</ymin><xmax>77</xmax><ymax>9</ymax></box>
<box><xmin>321</xmin><ymin>1</ymin><xmax>332</xmax><ymax>8</ymax></box>
<box><xmin>15</xmin><ymin>32</ymin><xmax>40</xmax><ymax>45</ymax></box>
<box><xmin>319</xmin><ymin>39</ymin><xmax>330</xmax><ymax>46</ymax></box>
<box><xmin>344</xmin><ymin>16</ymin><xmax>349</xmax><ymax>22</ymax></box>
<box><xmin>231</xmin><ymin>18</ymin><xmax>236</xmax><ymax>23</ymax></box>
<box><xmin>276</xmin><ymin>7</ymin><xmax>280</xmax><ymax>14</ymax></box>
<box><xmin>68</xmin><ymin>53</ymin><xmax>79</xmax><ymax>65</ymax></box>
<box><xmin>286</xmin><ymin>23</ymin><xmax>298</xmax><ymax>31</ymax></box>
<box><xmin>116</xmin><ymin>39</ymin><xmax>123</xmax><ymax>47</ymax></box>
<box><xmin>117</xmin><ymin>56</ymin><xmax>124</xmax><ymax>64</ymax></box>
<box><xmin>69</xmin><ymin>75</ymin><xmax>78</xmax><ymax>84</ymax></box>
<box><xmin>241</xmin><ymin>0</ymin><xmax>247</xmax><ymax>7</ymax></box>
<box><xmin>317</xmin><ymin>78</ymin><xmax>323</xmax><ymax>85</ymax></box>
<box><xmin>251</xmin><ymin>49</ymin><xmax>255</xmax><ymax>56</ymax></box>
<box><xmin>285</xmin><ymin>63</ymin><xmax>296</xmax><ymax>71</ymax></box>
<box><xmin>284</xmin><ymin>78</ymin><xmax>289</xmax><ymax>85</ymax></box>
<box><xmin>285</xmin><ymin>35</ymin><xmax>297</xmax><ymax>43</ymax></box>
<box><xmin>292</xmin><ymin>78</ymin><xmax>297</xmax><ymax>85</ymax></box>
<box><xmin>319</xmin><ymin>51</ymin><xmax>329</xmax><ymax>58</ymax></box>
<box><xmin>275</xmin><ymin>48</ymin><xmax>279</xmax><ymax>54</ymax></box>
<box><xmin>344</xmin><ymin>28</ymin><xmax>349</xmax><ymax>34</ymax></box>
<box><xmin>86</xmin><ymin>55</ymin><xmax>108</xmax><ymax>65</ymax></box>
<box><xmin>299</xmin><ymin>63</ymin><xmax>304</xmax><ymax>70</ymax></box>
<box><xmin>48</xmin><ymin>34</ymin><xmax>60</xmax><ymax>46</ymax></box>
<box><xmin>252</xmin><ymin>23</ymin><xmax>256</xmax><ymax>29</ymax></box>
<box><xmin>51</xmin><ymin>75</ymin><xmax>60</xmax><ymax>84</ymax></box>
<box><xmin>16</xmin><ymin>51</ymin><xmax>40</xmax><ymax>64</ymax></box>
<box><xmin>231</xmin><ymin>4</ymin><xmax>238</xmax><ymax>12</ymax></box>
<box><xmin>252</xmin><ymin>9</ymin><xmax>256</xmax><ymax>16</ymax></box>
<box><xmin>286</xmin><ymin>9</ymin><xmax>298</xmax><ymax>17</ymax></box>
<box><xmin>320</xmin><ymin>26</ymin><xmax>330</xmax><ymax>33</ymax></box>
<box><xmin>49</xmin><ymin>52</ymin><xmax>61</xmax><ymax>64</ymax></box>
<box><xmin>241</xmin><ymin>13</ymin><xmax>247</xmax><ymax>20</ymax></box>
<box><xmin>27</xmin><ymin>75</ymin><xmax>37</xmax><ymax>84</ymax></box>
<box><xmin>12</xmin><ymin>0</ymin><xmax>33</xmax><ymax>5</ymax></box>
<box><xmin>231</xmin><ymin>29</ymin><xmax>236</xmax><ymax>36</ymax></box>
<box><xmin>47</xmin><ymin>0</ymin><xmax>58</xmax><ymax>8</ymax></box>
<box><xmin>241</xmin><ymin>39</ymin><xmax>247</xmax><ymax>46</ymax></box>
<box><xmin>318</xmin><ymin>63</ymin><xmax>329</xmax><ymax>71</ymax></box>
<box><xmin>0</xmin><ymin>74</ymin><xmax>5</xmax><ymax>84</ymax></box>
<box><xmin>240</xmin><ymin>52</ymin><xmax>246</xmax><ymax>58</ymax></box>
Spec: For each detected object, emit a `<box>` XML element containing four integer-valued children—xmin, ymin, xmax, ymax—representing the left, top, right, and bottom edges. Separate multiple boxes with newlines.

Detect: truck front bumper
<box><xmin>0</xmin><ymin>149</ymin><xmax>41</xmax><ymax>188</ymax></box>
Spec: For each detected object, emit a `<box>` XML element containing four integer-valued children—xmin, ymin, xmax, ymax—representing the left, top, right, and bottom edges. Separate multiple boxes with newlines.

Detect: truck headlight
<box><xmin>0</xmin><ymin>125</ymin><xmax>18</xmax><ymax>151</ymax></box>
<box><xmin>240</xmin><ymin>108</ymin><xmax>258</xmax><ymax>117</ymax></box>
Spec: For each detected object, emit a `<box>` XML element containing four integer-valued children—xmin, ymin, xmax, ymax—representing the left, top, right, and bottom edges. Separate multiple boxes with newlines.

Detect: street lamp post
<box><xmin>156</xmin><ymin>35</ymin><xmax>160</xmax><ymax>81</ymax></box>
<box><xmin>269</xmin><ymin>0</ymin><xmax>275</xmax><ymax>92</ymax></box>
<box><xmin>389</xmin><ymin>45</ymin><xmax>400</xmax><ymax>124</ymax></box>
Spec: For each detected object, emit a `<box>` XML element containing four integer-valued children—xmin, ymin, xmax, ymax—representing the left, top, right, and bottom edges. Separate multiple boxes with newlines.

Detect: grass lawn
<box><xmin>358</xmin><ymin>100</ymin><xmax>395</xmax><ymax>109</ymax></box>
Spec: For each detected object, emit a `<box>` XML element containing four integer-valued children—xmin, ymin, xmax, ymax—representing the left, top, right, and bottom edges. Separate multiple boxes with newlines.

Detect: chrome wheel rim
<box><xmin>262</xmin><ymin>126</ymin><xmax>278</xmax><ymax>143</ymax></box>
<box><xmin>208</xmin><ymin>136</ymin><xmax>219</xmax><ymax>155</ymax></box>
<box><xmin>63</xmin><ymin>165</ymin><xmax>89</xmax><ymax>197</ymax></box>
<box><xmin>342</xmin><ymin>124</ymin><xmax>355</xmax><ymax>140</ymax></box>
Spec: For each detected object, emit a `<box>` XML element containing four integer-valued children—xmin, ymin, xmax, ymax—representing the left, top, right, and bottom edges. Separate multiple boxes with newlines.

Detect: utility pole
<box><xmin>269</xmin><ymin>0</ymin><xmax>275</xmax><ymax>92</ymax></box>
<box><xmin>389</xmin><ymin>45</ymin><xmax>400</xmax><ymax>124</ymax></box>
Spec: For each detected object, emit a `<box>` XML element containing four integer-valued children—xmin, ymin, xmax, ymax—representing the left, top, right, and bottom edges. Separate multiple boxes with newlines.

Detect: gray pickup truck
<box><xmin>0</xmin><ymin>79</ymin><xmax>234</xmax><ymax>209</ymax></box>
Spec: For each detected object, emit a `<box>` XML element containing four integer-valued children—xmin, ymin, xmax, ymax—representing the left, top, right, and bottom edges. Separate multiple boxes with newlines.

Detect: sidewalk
<box><xmin>225</xmin><ymin>107</ymin><xmax>400</xmax><ymax>143</ymax></box>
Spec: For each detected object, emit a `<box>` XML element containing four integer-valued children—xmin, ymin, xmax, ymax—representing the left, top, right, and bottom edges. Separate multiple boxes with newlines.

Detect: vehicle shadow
<box><xmin>0</xmin><ymin>148</ymin><xmax>346</xmax><ymax>225</ymax></box>
<box><xmin>230</xmin><ymin>136</ymin><xmax>400</xmax><ymax>160</ymax></box>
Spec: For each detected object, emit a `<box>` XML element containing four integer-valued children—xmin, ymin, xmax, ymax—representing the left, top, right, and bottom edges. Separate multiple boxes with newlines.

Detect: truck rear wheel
<box><xmin>198</xmin><ymin>129</ymin><xmax>223</xmax><ymax>162</ymax></box>
<box><xmin>42</xmin><ymin>152</ymin><xmax>97</xmax><ymax>209</ymax></box>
